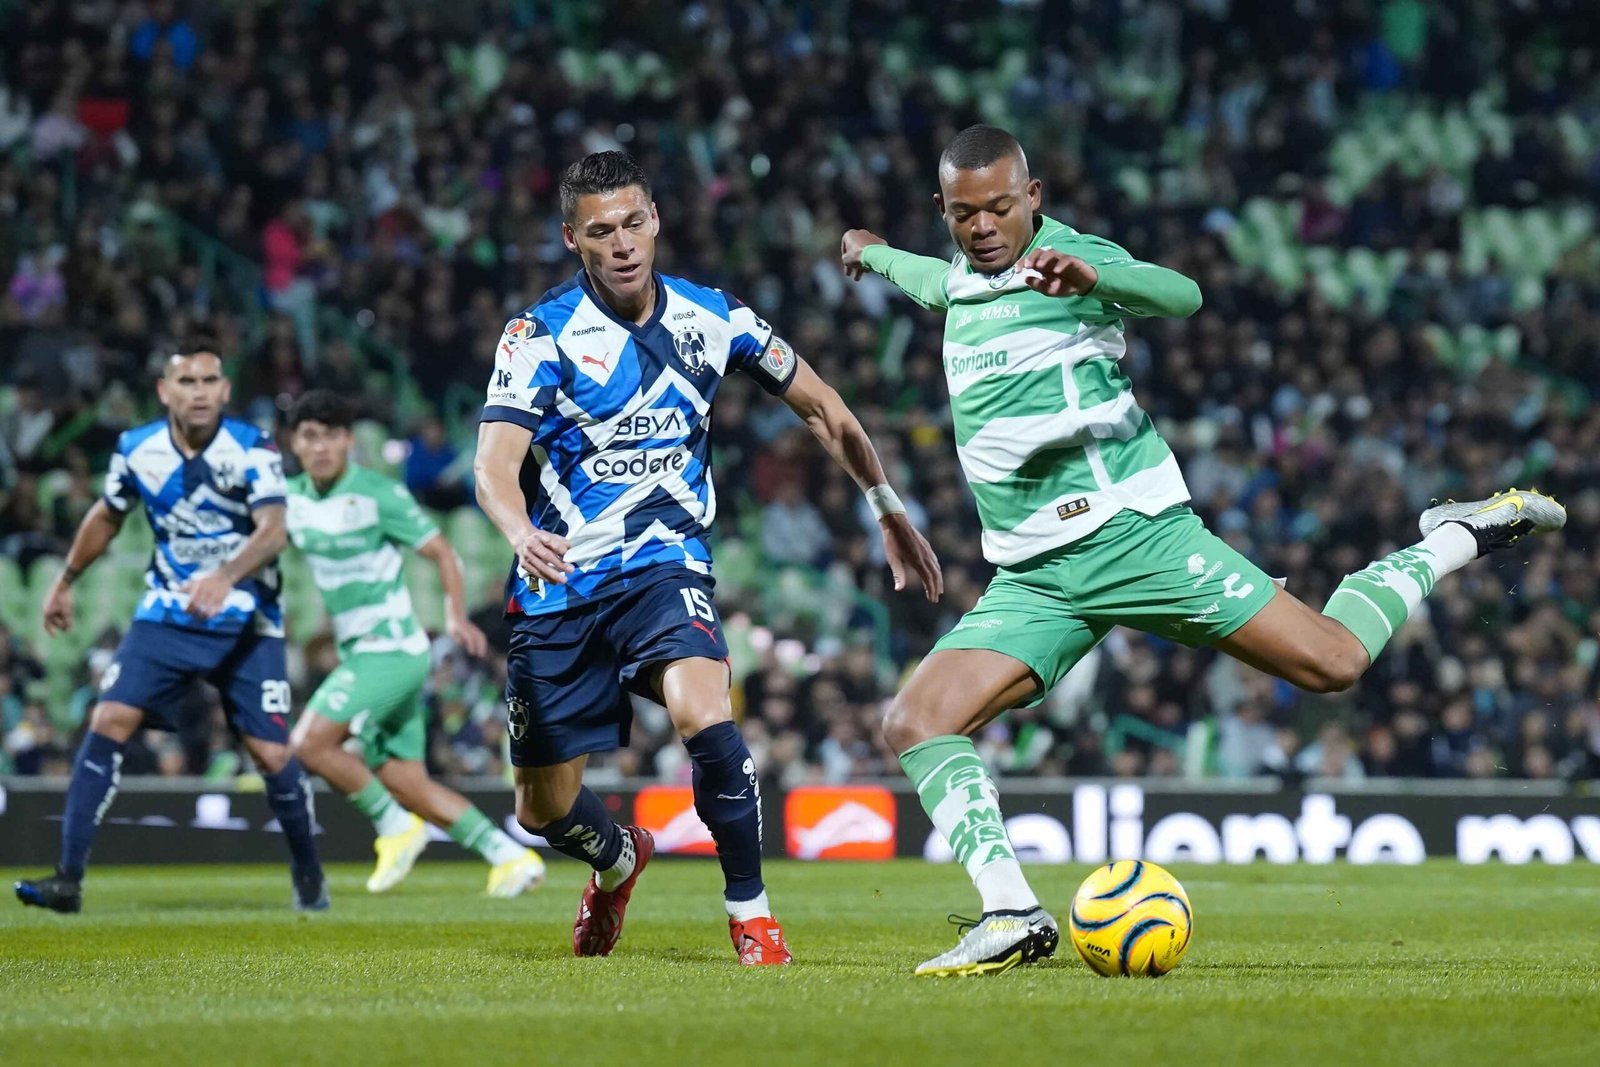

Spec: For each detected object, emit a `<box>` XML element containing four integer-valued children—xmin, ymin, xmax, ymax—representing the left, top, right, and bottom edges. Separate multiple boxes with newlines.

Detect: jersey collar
<box><xmin>577</xmin><ymin>268</ymin><xmax>668</xmax><ymax>336</ymax></box>
<box><xmin>308</xmin><ymin>463</ymin><xmax>357</xmax><ymax>500</ymax></box>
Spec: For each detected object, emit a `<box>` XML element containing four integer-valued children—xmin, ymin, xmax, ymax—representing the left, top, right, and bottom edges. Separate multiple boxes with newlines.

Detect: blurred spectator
<box><xmin>1215</xmin><ymin>699</ymin><xmax>1275</xmax><ymax>778</ymax></box>
<box><xmin>403</xmin><ymin>416</ymin><xmax>469</xmax><ymax>511</ymax></box>
<box><xmin>762</xmin><ymin>482</ymin><xmax>833</xmax><ymax>569</ymax></box>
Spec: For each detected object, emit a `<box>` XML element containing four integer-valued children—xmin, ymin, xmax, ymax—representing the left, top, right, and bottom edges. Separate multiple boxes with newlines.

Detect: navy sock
<box><xmin>58</xmin><ymin>732</ymin><xmax>125</xmax><ymax>882</ymax></box>
<box><xmin>530</xmin><ymin>786</ymin><xmax>624</xmax><ymax>871</ymax></box>
<box><xmin>685</xmin><ymin>721</ymin><xmax>764</xmax><ymax>902</ymax></box>
<box><xmin>263</xmin><ymin>760</ymin><xmax>322</xmax><ymax>879</ymax></box>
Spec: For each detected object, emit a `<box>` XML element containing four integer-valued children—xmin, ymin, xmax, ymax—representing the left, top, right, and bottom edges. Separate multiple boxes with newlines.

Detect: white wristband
<box><xmin>865</xmin><ymin>484</ymin><xmax>906</xmax><ymax>520</ymax></box>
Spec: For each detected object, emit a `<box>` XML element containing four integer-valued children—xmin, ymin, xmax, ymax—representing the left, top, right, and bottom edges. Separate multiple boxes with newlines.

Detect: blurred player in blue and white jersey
<box><xmin>475</xmin><ymin>152</ymin><xmax>943</xmax><ymax>965</ymax></box>
<box><xmin>14</xmin><ymin>336</ymin><xmax>325</xmax><ymax>914</ymax></box>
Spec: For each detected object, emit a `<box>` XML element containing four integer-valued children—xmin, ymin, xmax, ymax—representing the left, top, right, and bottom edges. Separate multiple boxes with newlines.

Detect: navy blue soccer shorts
<box><xmin>504</xmin><ymin>566</ymin><xmax>730</xmax><ymax>767</ymax></box>
<box><xmin>100</xmin><ymin>620</ymin><xmax>291</xmax><ymax>743</ymax></box>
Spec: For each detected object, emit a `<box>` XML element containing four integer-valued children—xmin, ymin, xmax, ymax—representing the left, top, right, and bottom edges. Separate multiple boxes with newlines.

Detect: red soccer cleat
<box><xmin>573</xmin><ymin>826</ymin><xmax>655</xmax><ymax>957</ymax></box>
<box><xmin>729</xmin><ymin>915</ymin><xmax>792</xmax><ymax>966</ymax></box>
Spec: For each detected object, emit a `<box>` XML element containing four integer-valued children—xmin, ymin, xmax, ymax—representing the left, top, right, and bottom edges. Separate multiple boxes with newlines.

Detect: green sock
<box><xmin>351</xmin><ymin>778</ymin><xmax>413</xmax><ymax>837</ymax></box>
<box><xmin>448</xmin><ymin>807</ymin><xmax>525</xmax><ymax>866</ymax></box>
<box><xmin>1323</xmin><ymin>528</ymin><xmax>1468</xmax><ymax>660</ymax></box>
<box><xmin>899</xmin><ymin>735</ymin><xmax>1037</xmax><ymax>912</ymax></box>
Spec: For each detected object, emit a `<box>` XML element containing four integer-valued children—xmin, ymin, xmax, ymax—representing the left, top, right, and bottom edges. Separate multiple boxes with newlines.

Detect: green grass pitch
<box><xmin>2</xmin><ymin>860</ymin><xmax>1594</xmax><ymax>1066</ymax></box>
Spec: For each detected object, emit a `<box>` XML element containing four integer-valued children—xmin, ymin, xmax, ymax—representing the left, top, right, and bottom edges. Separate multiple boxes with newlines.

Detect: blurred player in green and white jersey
<box><xmin>842</xmin><ymin>125</ymin><xmax>1566</xmax><ymax>977</ymax></box>
<box><xmin>284</xmin><ymin>391</ymin><xmax>544</xmax><ymax>898</ymax></box>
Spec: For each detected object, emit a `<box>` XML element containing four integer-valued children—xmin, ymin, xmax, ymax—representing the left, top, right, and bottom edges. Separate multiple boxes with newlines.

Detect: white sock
<box><xmin>483</xmin><ymin>831</ymin><xmax>526</xmax><ymax>866</ymax></box>
<box><xmin>974</xmin><ymin>859</ymin><xmax>1039</xmax><ymax>913</ymax></box>
<box><xmin>1419</xmin><ymin>522</ymin><xmax>1478</xmax><ymax>573</ymax></box>
<box><xmin>726</xmin><ymin>890</ymin><xmax>771</xmax><ymax>923</ymax></box>
<box><xmin>374</xmin><ymin>804</ymin><xmax>415</xmax><ymax>837</ymax></box>
<box><xmin>595</xmin><ymin>831</ymin><xmax>636</xmax><ymax>892</ymax></box>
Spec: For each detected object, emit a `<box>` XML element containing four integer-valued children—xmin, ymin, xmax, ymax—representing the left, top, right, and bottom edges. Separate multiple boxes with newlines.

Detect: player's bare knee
<box><xmin>515</xmin><ymin>791</ymin><xmax>562</xmax><ymax>834</ymax></box>
<box><xmin>248</xmin><ymin>741</ymin><xmax>291</xmax><ymax>776</ymax></box>
<box><xmin>88</xmin><ymin>701</ymin><xmax>141</xmax><ymax>740</ymax></box>
<box><xmin>1298</xmin><ymin>632</ymin><xmax>1369</xmax><ymax>694</ymax></box>
<box><xmin>882</xmin><ymin>693</ymin><xmax>935</xmax><ymax>755</ymax></box>
<box><xmin>674</xmin><ymin>704</ymin><xmax>731</xmax><ymax>739</ymax></box>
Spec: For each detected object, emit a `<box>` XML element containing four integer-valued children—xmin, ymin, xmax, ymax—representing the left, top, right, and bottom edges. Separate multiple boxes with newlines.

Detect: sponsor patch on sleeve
<box><xmin>760</xmin><ymin>334</ymin><xmax>798</xmax><ymax>385</ymax></box>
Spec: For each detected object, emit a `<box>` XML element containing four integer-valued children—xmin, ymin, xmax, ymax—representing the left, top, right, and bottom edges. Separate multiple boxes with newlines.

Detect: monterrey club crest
<box><xmin>673</xmin><ymin>327</ymin><xmax>708</xmax><ymax>372</ymax></box>
<box><xmin>507</xmin><ymin>696</ymin><xmax>529</xmax><ymax>741</ymax></box>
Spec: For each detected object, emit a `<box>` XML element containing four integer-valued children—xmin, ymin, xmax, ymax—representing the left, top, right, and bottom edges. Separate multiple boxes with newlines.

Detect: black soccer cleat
<box><xmin>1419</xmin><ymin>488</ymin><xmax>1567</xmax><ymax>557</ymax></box>
<box><xmin>293</xmin><ymin>868</ymin><xmax>330</xmax><ymax>913</ymax></box>
<box><xmin>15</xmin><ymin>872</ymin><xmax>83</xmax><ymax>914</ymax></box>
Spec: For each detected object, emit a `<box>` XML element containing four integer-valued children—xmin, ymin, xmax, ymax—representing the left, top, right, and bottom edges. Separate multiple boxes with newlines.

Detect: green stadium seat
<box><xmin>1511</xmin><ymin>275</ymin><xmax>1546</xmax><ymax>313</ymax></box>
<box><xmin>0</xmin><ymin>556</ymin><xmax>33</xmax><ymax>641</ymax></box>
<box><xmin>1556</xmin><ymin>204</ymin><xmax>1595</xmax><ymax>246</ymax></box>
<box><xmin>404</xmin><ymin>558</ymin><xmax>445</xmax><ymax>632</ymax></box>
<box><xmin>1344</xmin><ymin>247</ymin><xmax>1391</xmax><ymax>309</ymax></box>
<box><xmin>1440</xmin><ymin>110</ymin><xmax>1480</xmax><ymax>171</ymax></box>
<box><xmin>710</xmin><ymin>537</ymin><xmax>762</xmax><ymax>595</ymax></box>
<box><xmin>351</xmin><ymin>420</ymin><xmax>398</xmax><ymax>477</ymax></box>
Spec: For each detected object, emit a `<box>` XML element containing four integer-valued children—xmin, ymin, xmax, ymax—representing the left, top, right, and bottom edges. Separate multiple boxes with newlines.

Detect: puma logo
<box><xmin>581</xmin><ymin>354</ymin><xmax>612</xmax><ymax>371</ymax></box>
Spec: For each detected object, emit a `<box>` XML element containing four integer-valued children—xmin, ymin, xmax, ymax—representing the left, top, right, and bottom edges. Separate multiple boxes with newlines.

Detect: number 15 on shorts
<box><xmin>678</xmin><ymin>587</ymin><xmax>721</xmax><ymax>644</ymax></box>
<box><xmin>680</xmin><ymin>588</ymin><xmax>715</xmax><ymax>621</ymax></box>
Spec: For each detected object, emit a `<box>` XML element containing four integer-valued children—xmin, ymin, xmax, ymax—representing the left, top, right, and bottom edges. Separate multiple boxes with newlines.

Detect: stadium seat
<box><xmin>0</xmin><ymin>556</ymin><xmax>34</xmax><ymax>643</ymax></box>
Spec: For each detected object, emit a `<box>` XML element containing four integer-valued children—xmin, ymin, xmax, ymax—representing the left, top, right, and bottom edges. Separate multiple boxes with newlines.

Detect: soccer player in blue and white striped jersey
<box><xmin>474</xmin><ymin>152</ymin><xmax>943</xmax><ymax>965</ymax></box>
<box><xmin>14</xmin><ymin>336</ymin><xmax>325</xmax><ymax>914</ymax></box>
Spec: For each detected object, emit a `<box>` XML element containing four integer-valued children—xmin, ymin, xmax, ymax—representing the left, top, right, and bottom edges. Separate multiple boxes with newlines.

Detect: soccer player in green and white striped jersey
<box><xmin>842</xmin><ymin>125</ymin><xmax>1565</xmax><ymax>977</ymax></box>
<box><xmin>284</xmin><ymin>391</ymin><xmax>545</xmax><ymax>898</ymax></box>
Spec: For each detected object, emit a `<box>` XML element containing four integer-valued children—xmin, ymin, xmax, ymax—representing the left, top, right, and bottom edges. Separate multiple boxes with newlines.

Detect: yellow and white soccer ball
<box><xmin>1068</xmin><ymin>860</ymin><xmax>1193</xmax><ymax>977</ymax></box>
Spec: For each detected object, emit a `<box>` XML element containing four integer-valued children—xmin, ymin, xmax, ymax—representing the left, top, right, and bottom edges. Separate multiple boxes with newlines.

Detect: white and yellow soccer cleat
<box><xmin>486</xmin><ymin>850</ymin><xmax>547</xmax><ymax>899</ymax></box>
<box><xmin>1419</xmin><ymin>487</ymin><xmax>1566</xmax><ymax>557</ymax></box>
<box><xmin>913</xmin><ymin>908</ymin><xmax>1059</xmax><ymax>977</ymax></box>
<box><xmin>366</xmin><ymin>814</ymin><xmax>430</xmax><ymax>893</ymax></box>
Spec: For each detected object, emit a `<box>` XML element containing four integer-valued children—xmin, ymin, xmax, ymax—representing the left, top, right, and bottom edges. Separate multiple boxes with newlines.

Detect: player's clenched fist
<box><xmin>1015</xmin><ymin>248</ymin><xmax>1099</xmax><ymax>297</ymax></box>
<box><xmin>840</xmin><ymin>229</ymin><xmax>887</xmax><ymax>280</ymax></box>
<box><xmin>515</xmin><ymin>528</ymin><xmax>575</xmax><ymax>585</ymax></box>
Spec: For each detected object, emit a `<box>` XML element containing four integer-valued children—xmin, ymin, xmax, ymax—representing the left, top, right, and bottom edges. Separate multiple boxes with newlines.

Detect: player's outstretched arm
<box><xmin>1016</xmin><ymin>238</ymin><xmax>1201</xmax><ymax>318</ymax></box>
<box><xmin>184</xmin><ymin>503</ymin><xmax>289</xmax><ymax>620</ymax></box>
<box><xmin>473</xmin><ymin>420</ymin><xmax>574</xmax><ymax>586</ymax></box>
<box><xmin>42</xmin><ymin>499</ymin><xmax>127</xmax><ymax>636</ymax></box>
<box><xmin>780</xmin><ymin>359</ymin><xmax>943</xmax><ymax>602</ymax></box>
<box><xmin>416</xmin><ymin>534</ymin><xmax>488</xmax><ymax>658</ymax></box>
<box><xmin>841</xmin><ymin>228</ymin><xmax>950</xmax><ymax>310</ymax></box>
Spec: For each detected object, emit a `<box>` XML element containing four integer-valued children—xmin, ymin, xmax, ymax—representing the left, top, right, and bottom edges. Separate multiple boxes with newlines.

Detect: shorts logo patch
<box><xmin>1056</xmin><ymin>498</ymin><xmax>1090</xmax><ymax>521</ymax></box>
<box><xmin>1193</xmin><ymin>560</ymin><xmax>1224</xmax><ymax>589</ymax></box>
<box><xmin>507</xmin><ymin>696</ymin><xmax>529</xmax><ymax>741</ymax></box>
<box><xmin>100</xmin><ymin>662</ymin><xmax>122</xmax><ymax>693</ymax></box>
<box><xmin>954</xmin><ymin>617</ymin><xmax>1004</xmax><ymax>631</ymax></box>
<box><xmin>1222</xmin><ymin>573</ymin><xmax>1256</xmax><ymax>600</ymax></box>
<box><xmin>1186</xmin><ymin>554</ymin><xmax>1207</xmax><ymax>577</ymax></box>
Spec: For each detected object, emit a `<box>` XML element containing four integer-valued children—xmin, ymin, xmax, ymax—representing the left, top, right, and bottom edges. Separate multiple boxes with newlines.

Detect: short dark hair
<box><xmin>559</xmin><ymin>151</ymin><xmax>652</xmax><ymax>222</ymax></box>
<box><xmin>285</xmin><ymin>389</ymin><xmax>354</xmax><ymax>431</ymax></box>
<box><xmin>939</xmin><ymin>124</ymin><xmax>1025</xmax><ymax>172</ymax></box>
<box><xmin>175</xmin><ymin>323</ymin><xmax>221</xmax><ymax>358</ymax></box>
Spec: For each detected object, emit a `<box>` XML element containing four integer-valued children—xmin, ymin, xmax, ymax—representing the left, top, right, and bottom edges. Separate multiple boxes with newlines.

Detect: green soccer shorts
<box><xmin>933</xmin><ymin>505</ymin><xmax>1277</xmax><ymax>699</ymax></box>
<box><xmin>304</xmin><ymin>651</ymin><xmax>432</xmax><ymax>768</ymax></box>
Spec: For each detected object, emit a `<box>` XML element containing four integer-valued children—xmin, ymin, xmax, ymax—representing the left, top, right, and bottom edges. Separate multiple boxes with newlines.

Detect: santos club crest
<box><xmin>673</xmin><ymin>327</ymin><xmax>708</xmax><ymax>372</ymax></box>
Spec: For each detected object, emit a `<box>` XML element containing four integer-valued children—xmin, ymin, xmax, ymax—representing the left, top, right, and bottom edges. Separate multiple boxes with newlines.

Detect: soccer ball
<box><xmin>1068</xmin><ymin>860</ymin><xmax>1193</xmax><ymax>977</ymax></box>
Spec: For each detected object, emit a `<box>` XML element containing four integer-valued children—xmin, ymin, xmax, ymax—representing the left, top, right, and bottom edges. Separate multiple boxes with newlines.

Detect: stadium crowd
<box><xmin>2</xmin><ymin>0</ymin><xmax>1599</xmax><ymax>785</ymax></box>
